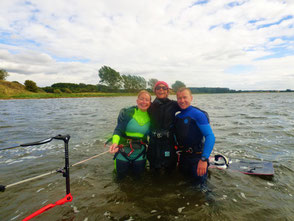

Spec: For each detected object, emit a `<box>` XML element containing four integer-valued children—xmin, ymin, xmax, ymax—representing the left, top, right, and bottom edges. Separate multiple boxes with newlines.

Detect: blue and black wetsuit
<box><xmin>175</xmin><ymin>106</ymin><xmax>215</xmax><ymax>184</ymax></box>
<box><xmin>147</xmin><ymin>98</ymin><xmax>181</xmax><ymax>171</ymax></box>
<box><xmin>112</xmin><ymin>106</ymin><xmax>150</xmax><ymax>179</ymax></box>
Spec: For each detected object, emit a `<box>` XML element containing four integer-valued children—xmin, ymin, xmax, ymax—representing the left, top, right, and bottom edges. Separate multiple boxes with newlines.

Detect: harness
<box><xmin>151</xmin><ymin>130</ymin><xmax>170</xmax><ymax>139</ymax></box>
<box><xmin>113</xmin><ymin>138</ymin><xmax>147</xmax><ymax>163</ymax></box>
<box><xmin>147</xmin><ymin>129</ymin><xmax>177</xmax><ymax>169</ymax></box>
<box><xmin>175</xmin><ymin>145</ymin><xmax>202</xmax><ymax>155</ymax></box>
<box><xmin>174</xmin><ymin>145</ymin><xmax>202</xmax><ymax>166</ymax></box>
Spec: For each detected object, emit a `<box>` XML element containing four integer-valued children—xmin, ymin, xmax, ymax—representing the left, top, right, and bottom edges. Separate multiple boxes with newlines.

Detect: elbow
<box><xmin>212</xmin><ymin>133</ymin><xmax>215</xmax><ymax>144</ymax></box>
<box><xmin>207</xmin><ymin>133</ymin><xmax>215</xmax><ymax>145</ymax></box>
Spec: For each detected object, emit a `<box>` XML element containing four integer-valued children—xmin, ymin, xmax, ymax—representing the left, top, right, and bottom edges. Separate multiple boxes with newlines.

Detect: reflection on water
<box><xmin>0</xmin><ymin>93</ymin><xmax>294</xmax><ymax>220</ymax></box>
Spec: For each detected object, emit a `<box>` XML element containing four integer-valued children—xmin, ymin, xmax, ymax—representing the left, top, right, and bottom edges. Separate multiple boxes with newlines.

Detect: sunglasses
<box><xmin>155</xmin><ymin>86</ymin><xmax>168</xmax><ymax>91</ymax></box>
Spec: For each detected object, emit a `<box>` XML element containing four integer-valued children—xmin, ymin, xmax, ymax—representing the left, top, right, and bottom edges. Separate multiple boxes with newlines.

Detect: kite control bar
<box><xmin>0</xmin><ymin>134</ymin><xmax>73</xmax><ymax>220</ymax></box>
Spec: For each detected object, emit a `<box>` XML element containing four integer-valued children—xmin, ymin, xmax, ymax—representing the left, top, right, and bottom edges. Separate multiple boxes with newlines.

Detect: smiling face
<box><xmin>177</xmin><ymin>89</ymin><xmax>193</xmax><ymax>110</ymax></box>
<box><xmin>136</xmin><ymin>92</ymin><xmax>151</xmax><ymax>111</ymax></box>
<box><xmin>155</xmin><ymin>84</ymin><xmax>169</xmax><ymax>99</ymax></box>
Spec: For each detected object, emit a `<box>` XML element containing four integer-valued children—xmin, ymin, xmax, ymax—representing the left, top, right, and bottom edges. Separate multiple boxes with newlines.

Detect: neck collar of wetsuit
<box><xmin>136</xmin><ymin>106</ymin><xmax>148</xmax><ymax>113</ymax></box>
<box><xmin>181</xmin><ymin>105</ymin><xmax>193</xmax><ymax>111</ymax></box>
<box><xmin>154</xmin><ymin>97</ymin><xmax>170</xmax><ymax>104</ymax></box>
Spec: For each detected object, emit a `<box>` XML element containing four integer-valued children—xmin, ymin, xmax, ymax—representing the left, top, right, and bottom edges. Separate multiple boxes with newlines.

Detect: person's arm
<box><xmin>198</xmin><ymin>124</ymin><xmax>215</xmax><ymax>159</ymax></box>
<box><xmin>195</xmin><ymin>113</ymin><xmax>215</xmax><ymax>176</ymax></box>
<box><xmin>113</xmin><ymin>108</ymin><xmax>127</xmax><ymax>139</ymax></box>
<box><xmin>109</xmin><ymin>108</ymin><xmax>129</xmax><ymax>153</ymax></box>
<box><xmin>109</xmin><ymin>143</ymin><xmax>119</xmax><ymax>153</ymax></box>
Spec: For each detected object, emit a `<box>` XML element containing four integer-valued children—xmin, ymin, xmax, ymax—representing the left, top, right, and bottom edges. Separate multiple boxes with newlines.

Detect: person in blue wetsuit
<box><xmin>109</xmin><ymin>90</ymin><xmax>151</xmax><ymax>179</ymax></box>
<box><xmin>175</xmin><ymin>87</ymin><xmax>215</xmax><ymax>186</ymax></box>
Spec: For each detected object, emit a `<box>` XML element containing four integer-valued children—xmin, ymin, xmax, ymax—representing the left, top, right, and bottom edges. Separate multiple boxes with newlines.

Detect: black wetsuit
<box><xmin>147</xmin><ymin>97</ymin><xmax>180</xmax><ymax>171</ymax></box>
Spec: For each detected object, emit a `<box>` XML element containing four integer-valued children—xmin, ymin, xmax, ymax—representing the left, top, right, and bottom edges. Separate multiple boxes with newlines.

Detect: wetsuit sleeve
<box><xmin>197</xmin><ymin>124</ymin><xmax>215</xmax><ymax>159</ymax></box>
<box><xmin>112</xmin><ymin>135</ymin><xmax>120</xmax><ymax>144</ymax></box>
<box><xmin>112</xmin><ymin>108</ymin><xmax>128</xmax><ymax>144</ymax></box>
<box><xmin>193</xmin><ymin>110</ymin><xmax>215</xmax><ymax>159</ymax></box>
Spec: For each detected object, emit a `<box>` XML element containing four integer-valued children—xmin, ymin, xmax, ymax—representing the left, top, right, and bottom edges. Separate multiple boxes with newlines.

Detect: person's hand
<box><xmin>109</xmin><ymin>143</ymin><xmax>119</xmax><ymax>154</ymax></box>
<box><xmin>197</xmin><ymin>160</ymin><xmax>208</xmax><ymax>176</ymax></box>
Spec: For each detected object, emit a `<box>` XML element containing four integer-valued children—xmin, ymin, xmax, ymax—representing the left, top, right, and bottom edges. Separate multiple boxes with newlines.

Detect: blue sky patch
<box><xmin>0</xmin><ymin>33</ymin><xmax>41</xmax><ymax>47</ymax></box>
<box><xmin>223</xmin><ymin>22</ymin><xmax>233</xmax><ymax>30</ymax></box>
<box><xmin>255</xmin><ymin>47</ymin><xmax>294</xmax><ymax>60</ymax></box>
<box><xmin>257</xmin><ymin>15</ymin><xmax>293</xmax><ymax>29</ymax></box>
<box><xmin>209</xmin><ymin>25</ymin><xmax>217</xmax><ymax>30</ymax></box>
<box><xmin>255</xmin><ymin>36</ymin><xmax>294</xmax><ymax>60</ymax></box>
<box><xmin>226</xmin><ymin>1</ymin><xmax>245</xmax><ymax>8</ymax></box>
<box><xmin>248</xmin><ymin>19</ymin><xmax>263</xmax><ymax>24</ymax></box>
<box><xmin>269</xmin><ymin>35</ymin><xmax>294</xmax><ymax>42</ymax></box>
<box><xmin>190</xmin><ymin>0</ymin><xmax>209</xmax><ymax>7</ymax></box>
<box><xmin>24</xmin><ymin>1</ymin><xmax>32</xmax><ymax>6</ymax></box>
<box><xmin>209</xmin><ymin>23</ymin><xmax>233</xmax><ymax>30</ymax></box>
<box><xmin>225</xmin><ymin>64</ymin><xmax>255</xmax><ymax>74</ymax></box>
<box><xmin>52</xmin><ymin>56</ymin><xmax>90</xmax><ymax>63</ymax></box>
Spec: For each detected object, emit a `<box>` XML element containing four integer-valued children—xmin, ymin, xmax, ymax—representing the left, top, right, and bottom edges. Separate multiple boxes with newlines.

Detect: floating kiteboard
<box><xmin>209</xmin><ymin>154</ymin><xmax>274</xmax><ymax>176</ymax></box>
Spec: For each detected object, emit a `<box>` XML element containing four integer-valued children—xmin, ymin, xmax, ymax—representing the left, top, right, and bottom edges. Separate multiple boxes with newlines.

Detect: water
<box><xmin>0</xmin><ymin>93</ymin><xmax>293</xmax><ymax>221</ymax></box>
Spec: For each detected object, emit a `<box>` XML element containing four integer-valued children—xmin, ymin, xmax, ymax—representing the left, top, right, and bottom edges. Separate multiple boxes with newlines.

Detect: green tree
<box><xmin>24</xmin><ymin>80</ymin><xmax>38</xmax><ymax>92</ymax></box>
<box><xmin>98</xmin><ymin>66</ymin><xmax>122</xmax><ymax>90</ymax></box>
<box><xmin>148</xmin><ymin>78</ymin><xmax>158</xmax><ymax>90</ymax></box>
<box><xmin>97</xmin><ymin>84</ymin><xmax>109</xmax><ymax>92</ymax></box>
<box><xmin>172</xmin><ymin>80</ymin><xmax>186</xmax><ymax>92</ymax></box>
<box><xmin>50</xmin><ymin>82</ymin><xmax>99</xmax><ymax>93</ymax></box>
<box><xmin>121</xmin><ymin>75</ymin><xmax>133</xmax><ymax>91</ymax></box>
<box><xmin>54</xmin><ymin>89</ymin><xmax>62</xmax><ymax>94</ymax></box>
<box><xmin>0</xmin><ymin>69</ymin><xmax>9</xmax><ymax>80</ymax></box>
<box><xmin>42</xmin><ymin>86</ymin><xmax>54</xmax><ymax>93</ymax></box>
<box><xmin>63</xmin><ymin>88</ymin><xmax>72</xmax><ymax>93</ymax></box>
<box><xmin>122</xmin><ymin>74</ymin><xmax>147</xmax><ymax>92</ymax></box>
<box><xmin>136</xmin><ymin>76</ymin><xmax>147</xmax><ymax>90</ymax></box>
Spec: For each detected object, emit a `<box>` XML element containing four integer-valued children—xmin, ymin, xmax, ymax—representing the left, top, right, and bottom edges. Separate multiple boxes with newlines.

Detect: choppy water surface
<box><xmin>0</xmin><ymin>93</ymin><xmax>293</xmax><ymax>221</ymax></box>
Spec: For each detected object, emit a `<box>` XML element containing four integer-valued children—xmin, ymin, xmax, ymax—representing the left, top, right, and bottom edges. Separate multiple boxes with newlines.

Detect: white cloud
<box><xmin>0</xmin><ymin>0</ymin><xmax>293</xmax><ymax>90</ymax></box>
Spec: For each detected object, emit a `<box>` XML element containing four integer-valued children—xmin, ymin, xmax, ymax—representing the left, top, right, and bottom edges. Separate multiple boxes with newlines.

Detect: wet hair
<box><xmin>176</xmin><ymin>87</ymin><xmax>192</xmax><ymax>95</ymax></box>
<box><xmin>137</xmin><ymin>90</ymin><xmax>152</xmax><ymax>101</ymax></box>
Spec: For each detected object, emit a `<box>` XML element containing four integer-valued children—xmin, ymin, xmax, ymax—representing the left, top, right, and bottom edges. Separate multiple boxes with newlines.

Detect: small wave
<box><xmin>244</xmin><ymin>116</ymin><xmax>268</xmax><ymax>120</ymax></box>
<box><xmin>7</xmin><ymin>160</ymin><xmax>24</xmax><ymax>165</ymax></box>
<box><xmin>36</xmin><ymin>188</ymin><xmax>45</xmax><ymax>193</ymax></box>
<box><xmin>10</xmin><ymin>213</ymin><xmax>23</xmax><ymax>221</ymax></box>
<box><xmin>0</xmin><ymin>125</ymin><xmax>13</xmax><ymax>129</ymax></box>
<box><xmin>42</xmin><ymin>200</ymin><xmax>49</xmax><ymax>205</ymax></box>
<box><xmin>0</xmin><ymin>153</ymin><xmax>44</xmax><ymax>165</ymax></box>
<box><xmin>22</xmin><ymin>155</ymin><xmax>43</xmax><ymax>160</ymax></box>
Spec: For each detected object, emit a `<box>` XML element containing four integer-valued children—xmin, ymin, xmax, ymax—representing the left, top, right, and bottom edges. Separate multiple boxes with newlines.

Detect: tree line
<box><xmin>2</xmin><ymin>67</ymin><xmax>293</xmax><ymax>94</ymax></box>
<box><xmin>41</xmin><ymin>66</ymin><xmax>186</xmax><ymax>93</ymax></box>
<box><xmin>190</xmin><ymin>87</ymin><xmax>231</xmax><ymax>93</ymax></box>
<box><xmin>1</xmin><ymin>66</ymin><xmax>186</xmax><ymax>93</ymax></box>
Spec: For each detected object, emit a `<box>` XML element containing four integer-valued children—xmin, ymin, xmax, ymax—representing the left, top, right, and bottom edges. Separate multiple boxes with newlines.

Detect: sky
<box><xmin>0</xmin><ymin>0</ymin><xmax>294</xmax><ymax>90</ymax></box>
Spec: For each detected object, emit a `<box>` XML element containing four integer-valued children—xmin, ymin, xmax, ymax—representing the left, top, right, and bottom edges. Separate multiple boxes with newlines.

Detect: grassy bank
<box><xmin>0</xmin><ymin>80</ymin><xmax>139</xmax><ymax>99</ymax></box>
<box><xmin>0</xmin><ymin>91</ymin><xmax>138</xmax><ymax>99</ymax></box>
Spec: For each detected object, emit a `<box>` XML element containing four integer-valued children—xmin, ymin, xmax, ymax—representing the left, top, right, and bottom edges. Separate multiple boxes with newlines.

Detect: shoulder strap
<box><xmin>191</xmin><ymin>106</ymin><xmax>210</xmax><ymax>123</ymax></box>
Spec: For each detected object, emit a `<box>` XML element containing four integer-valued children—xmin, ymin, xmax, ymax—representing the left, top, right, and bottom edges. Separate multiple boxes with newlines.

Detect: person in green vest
<box><xmin>109</xmin><ymin>90</ymin><xmax>151</xmax><ymax>179</ymax></box>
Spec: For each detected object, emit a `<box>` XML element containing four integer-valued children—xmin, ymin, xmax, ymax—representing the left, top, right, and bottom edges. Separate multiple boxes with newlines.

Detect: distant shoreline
<box><xmin>0</xmin><ymin>92</ymin><xmax>138</xmax><ymax>100</ymax></box>
<box><xmin>1</xmin><ymin>91</ymin><xmax>293</xmax><ymax>100</ymax></box>
<box><xmin>1</xmin><ymin>80</ymin><xmax>292</xmax><ymax>100</ymax></box>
